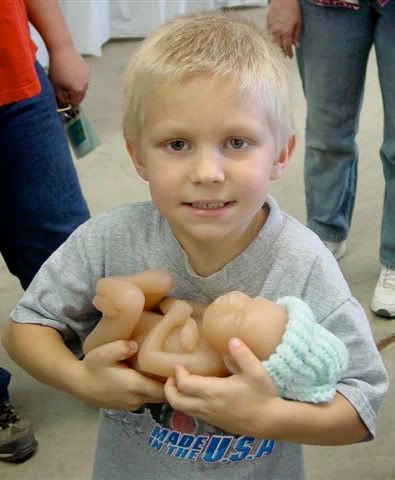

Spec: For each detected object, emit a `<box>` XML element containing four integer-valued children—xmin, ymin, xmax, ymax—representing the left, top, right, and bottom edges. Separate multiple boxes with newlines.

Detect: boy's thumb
<box><xmin>228</xmin><ymin>337</ymin><xmax>263</xmax><ymax>376</ymax></box>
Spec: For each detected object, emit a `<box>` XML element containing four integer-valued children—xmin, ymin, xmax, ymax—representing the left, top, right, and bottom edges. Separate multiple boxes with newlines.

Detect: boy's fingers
<box><xmin>138</xmin><ymin>376</ymin><xmax>166</xmax><ymax>401</ymax></box>
<box><xmin>228</xmin><ymin>338</ymin><xmax>264</xmax><ymax>378</ymax></box>
<box><xmin>164</xmin><ymin>376</ymin><xmax>177</xmax><ymax>398</ymax></box>
<box><xmin>87</xmin><ymin>341</ymin><xmax>165</xmax><ymax>400</ymax></box>
<box><xmin>164</xmin><ymin>376</ymin><xmax>201</xmax><ymax>412</ymax></box>
<box><xmin>174</xmin><ymin>365</ymin><xmax>199</xmax><ymax>394</ymax></box>
<box><xmin>172</xmin><ymin>365</ymin><xmax>216</xmax><ymax>397</ymax></box>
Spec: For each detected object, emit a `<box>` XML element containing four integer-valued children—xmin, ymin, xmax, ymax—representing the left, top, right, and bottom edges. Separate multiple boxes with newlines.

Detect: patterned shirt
<box><xmin>311</xmin><ymin>0</ymin><xmax>388</xmax><ymax>9</ymax></box>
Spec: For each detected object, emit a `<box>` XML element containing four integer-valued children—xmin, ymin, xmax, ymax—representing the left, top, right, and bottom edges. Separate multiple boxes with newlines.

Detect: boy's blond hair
<box><xmin>122</xmin><ymin>12</ymin><xmax>294</xmax><ymax>152</ymax></box>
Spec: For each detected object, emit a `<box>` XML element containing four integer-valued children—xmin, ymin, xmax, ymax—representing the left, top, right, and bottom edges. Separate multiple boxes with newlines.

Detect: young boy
<box><xmin>2</xmin><ymin>12</ymin><xmax>388</xmax><ymax>480</ymax></box>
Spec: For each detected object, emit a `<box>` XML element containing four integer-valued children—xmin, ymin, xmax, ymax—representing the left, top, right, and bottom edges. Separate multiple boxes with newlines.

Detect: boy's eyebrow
<box><xmin>149</xmin><ymin>125</ymin><xmax>191</xmax><ymax>138</ymax></box>
<box><xmin>150</xmin><ymin>121</ymin><xmax>267</xmax><ymax>138</ymax></box>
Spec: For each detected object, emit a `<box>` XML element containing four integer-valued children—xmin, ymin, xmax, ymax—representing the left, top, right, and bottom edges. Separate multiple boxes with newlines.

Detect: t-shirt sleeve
<box><xmin>303</xmin><ymin>258</ymin><xmax>388</xmax><ymax>439</ymax></box>
<box><xmin>10</xmin><ymin>220</ymin><xmax>105</xmax><ymax>358</ymax></box>
<box><xmin>319</xmin><ymin>298</ymin><xmax>388</xmax><ymax>439</ymax></box>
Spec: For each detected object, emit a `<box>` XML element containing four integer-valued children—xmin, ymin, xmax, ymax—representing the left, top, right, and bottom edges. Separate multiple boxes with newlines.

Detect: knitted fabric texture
<box><xmin>262</xmin><ymin>296</ymin><xmax>348</xmax><ymax>403</ymax></box>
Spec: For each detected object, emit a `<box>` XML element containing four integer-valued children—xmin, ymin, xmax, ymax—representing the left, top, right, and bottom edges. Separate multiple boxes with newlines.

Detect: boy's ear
<box><xmin>270</xmin><ymin>134</ymin><xmax>296</xmax><ymax>180</ymax></box>
<box><xmin>126</xmin><ymin>142</ymin><xmax>148</xmax><ymax>180</ymax></box>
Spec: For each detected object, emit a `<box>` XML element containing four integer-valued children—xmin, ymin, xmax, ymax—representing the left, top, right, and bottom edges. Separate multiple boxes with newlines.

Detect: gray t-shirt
<box><xmin>11</xmin><ymin>196</ymin><xmax>388</xmax><ymax>480</ymax></box>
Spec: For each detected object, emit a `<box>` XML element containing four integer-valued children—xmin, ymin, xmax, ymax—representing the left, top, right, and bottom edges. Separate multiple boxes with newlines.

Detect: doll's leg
<box><xmin>137</xmin><ymin>300</ymin><xmax>226</xmax><ymax>378</ymax></box>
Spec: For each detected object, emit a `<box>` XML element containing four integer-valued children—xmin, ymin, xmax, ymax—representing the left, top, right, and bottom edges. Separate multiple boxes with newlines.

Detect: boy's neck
<box><xmin>179</xmin><ymin>207</ymin><xmax>269</xmax><ymax>277</ymax></box>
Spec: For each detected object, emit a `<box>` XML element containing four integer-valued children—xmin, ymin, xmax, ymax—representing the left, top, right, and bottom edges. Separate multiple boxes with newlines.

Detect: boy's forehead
<box><xmin>138</xmin><ymin>80</ymin><xmax>274</xmax><ymax>146</ymax></box>
<box><xmin>144</xmin><ymin>76</ymin><xmax>267</xmax><ymax>116</ymax></box>
<box><xmin>134</xmin><ymin>75</ymin><xmax>280</xmax><ymax>147</ymax></box>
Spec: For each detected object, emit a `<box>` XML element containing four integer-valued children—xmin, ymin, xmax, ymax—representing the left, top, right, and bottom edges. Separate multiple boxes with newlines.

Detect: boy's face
<box><xmin>128</xmin><ymin>76</ymin><xmax>292</xmax><ymax>257</ymax></box>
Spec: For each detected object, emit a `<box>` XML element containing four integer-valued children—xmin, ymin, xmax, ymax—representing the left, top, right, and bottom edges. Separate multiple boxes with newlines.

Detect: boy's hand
<box><xmin>77</xmin><ymin>339</ymin><xmax>165</xmax><ymax>410</ymax></box>
<box><xmin>266</xmin><ymin>0</ymin><xmax>302</xmax><ymax>58</ymax></box>
<box><xmin>164</xmin><ymin>338</ymin><xmax>280</xmax><ymax>437</ymax></box>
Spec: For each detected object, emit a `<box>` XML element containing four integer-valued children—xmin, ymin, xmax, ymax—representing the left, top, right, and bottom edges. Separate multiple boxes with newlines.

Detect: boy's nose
<box><xmin>189</xmin><ymin>149</ymin><xmax>225</xmax><ymax>184</ymax></box>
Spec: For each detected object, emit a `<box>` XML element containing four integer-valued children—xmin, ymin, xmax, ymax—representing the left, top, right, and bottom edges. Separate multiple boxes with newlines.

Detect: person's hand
<box><xmin>76</xmin><ymin>339</ymin><xmax>165</xmax><ymax>410</ymax></box>
<box><xmin>266</xmin><ymin>0</ymin><xmax>302</xmax><ymax>58</ymax></box>
<box><xmin>48</xmin><ymin>45</ymin><xmax>90</xmax><ymax>107</ymax></box>
<box><xmin>164</xmin><ymin>338</ymin><xmax>281</xmax><ymax>437</ymax></box>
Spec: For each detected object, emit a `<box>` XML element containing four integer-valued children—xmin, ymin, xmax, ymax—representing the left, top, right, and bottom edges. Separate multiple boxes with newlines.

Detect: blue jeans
<box><xmin>296</xmin><ymin>0</ymin><xmax>395</xmax><ymax>268</ymax></box>
<box><xmin>0</xmin><ymin>62</ymin><xmax>90</xmax><ymax>400</ymax></box>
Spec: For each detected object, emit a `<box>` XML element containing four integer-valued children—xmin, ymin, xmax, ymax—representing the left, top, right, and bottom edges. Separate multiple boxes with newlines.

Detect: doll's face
<box><xmin>201</xmin><ymin>292</ymin><xmax>284</xmax><ymax>365</ymax></box>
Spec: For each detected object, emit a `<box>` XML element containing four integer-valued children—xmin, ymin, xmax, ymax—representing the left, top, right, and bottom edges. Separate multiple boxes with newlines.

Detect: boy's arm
<box><xmin>26</xmin><ymin>0</ymin><xmax>89</xmax><ymax>106</ymax></box>
<box><xmin>236</xmin><ymin>328</ymin><xmax>369</xmax><ymax>445</ymax></box>
<box><xmin>165</xmin><ymin>340</ymin><xmax>369</xmax><ymax>445</ymax></box>
<box><xmin>267</xmin><ymin>391</ymin><xmax>369</xmax><ymax>445</ymax></box>
<box><xmin>2</xmin><ymin>321</ymin><xmax>83</xmax><ymax>395</ymax></box>
<box><xmin>2</xmin><ymin>320</ymin><xmax>165</xmax><ymax>410</ymax></box>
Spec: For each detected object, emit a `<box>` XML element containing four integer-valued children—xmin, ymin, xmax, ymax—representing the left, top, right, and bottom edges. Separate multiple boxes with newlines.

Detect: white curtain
<box><xmin>58</xmin><ymin>0</ymin><xmax>266</xmax><ymax>57</ymax></box>
<box><xmin>31</xmin><ymin>0</ymin><xmax>111</xmax><ymax>64</ymax></box>
<box><xmin>60</xmin><ymin>0</ymin><xmax>111</xmax><ymax>57</ymax></box>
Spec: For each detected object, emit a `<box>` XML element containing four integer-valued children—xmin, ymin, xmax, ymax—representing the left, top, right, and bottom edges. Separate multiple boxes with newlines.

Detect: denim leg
<box><xmin>0</xmin><ymin>368</ymin><xmax>11</xmax><ymax>405</ymax></box>
<box><xmin>374</xmin><ymin>3</ymin><xmax>395</xmax><ymax>268</ymax></box>
<box><xmin>0</xmin><ymin>62</ymin><xmax>90</xmax><ymax>289</ymax></box>
<box><xmin>297</xmin><ymin>1</ymin><xmax>374</xmax><ymax>241</ymax></box>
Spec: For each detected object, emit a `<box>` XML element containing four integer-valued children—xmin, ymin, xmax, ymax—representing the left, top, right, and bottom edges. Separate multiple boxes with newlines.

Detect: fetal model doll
<box><xmin>83</xmin><ymin>270</ymin><xmax>227</xmax><ymax>379</ymax></box>
<box><xmin>83</xmin><ymin>270</ymin><xmax>348</xmax><ymax>403</ymax></box>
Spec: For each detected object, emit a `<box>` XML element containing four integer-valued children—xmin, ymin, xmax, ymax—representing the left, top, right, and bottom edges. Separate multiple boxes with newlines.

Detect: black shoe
<box><xmin>0</xmin><ymin>401</ymin><xmax>38</xmax><ymax>462</ymax></box>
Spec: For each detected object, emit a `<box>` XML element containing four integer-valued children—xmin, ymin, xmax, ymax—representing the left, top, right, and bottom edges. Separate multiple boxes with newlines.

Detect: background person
<box><xmin>267</xmin><ymin>0</ymin><xmax>395</xmax><ymax>318</ymax></box>
<box><xmin>0</xmin><ymin>0</ymin><xmax>90</xmax><ymax>462</ymax></box>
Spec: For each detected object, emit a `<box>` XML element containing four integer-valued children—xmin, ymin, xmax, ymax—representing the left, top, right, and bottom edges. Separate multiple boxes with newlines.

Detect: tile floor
<box><xmin>1</xmin><ymin>6</ymin><xmax>394</xmax><ymax>480</ymax></box>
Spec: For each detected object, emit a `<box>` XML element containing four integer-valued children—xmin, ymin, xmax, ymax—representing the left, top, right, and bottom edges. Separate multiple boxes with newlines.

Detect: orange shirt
<box><xmin>0</xmin><ymin>0</ymin><xmax>40</xmax><ymax>105</ymax></box>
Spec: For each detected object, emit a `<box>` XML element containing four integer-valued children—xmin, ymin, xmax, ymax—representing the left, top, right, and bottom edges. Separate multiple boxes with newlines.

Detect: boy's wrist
<box><xmin>251</xmin><ymin>395</ymin><xmax>320</xmax><ymax>441</ymax></box>
<box><xmin>252</xmin><ymin>396</ymin><xmax>290</xmax><ymax>439</ymax></box>
<box><xmin>52</xmin><ymin>356</ymin><xmax>89</xmax><ymax>401</ymax></box>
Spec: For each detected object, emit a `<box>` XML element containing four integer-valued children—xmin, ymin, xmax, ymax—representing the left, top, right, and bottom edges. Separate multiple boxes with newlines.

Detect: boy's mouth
<box><xmin>184</xmin><ymin>200</ymin><xmax>234</xmax><ymax>210</ymax></box>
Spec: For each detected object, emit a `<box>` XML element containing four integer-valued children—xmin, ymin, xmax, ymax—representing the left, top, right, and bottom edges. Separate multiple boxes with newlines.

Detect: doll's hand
<box><xmin>164</xmin><ymin>338</ymin><xmax>280</xmax><ymax>437</ymax></box>
<box><xmin>77</xmin><ymin>339</ymin><xmax>165</xmax><ymax>410</ymax></box>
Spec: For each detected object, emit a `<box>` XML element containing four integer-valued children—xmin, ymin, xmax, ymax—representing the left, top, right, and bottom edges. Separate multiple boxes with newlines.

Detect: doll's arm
<box><xmin>160</xmin><ymin>297</ymin><xmax>207</xmax><ymax>321</ymax></box>
<box><xmin>83</xmin><ymin>278</ymin><xmax>145</xmax><ymax>354</ymax></box>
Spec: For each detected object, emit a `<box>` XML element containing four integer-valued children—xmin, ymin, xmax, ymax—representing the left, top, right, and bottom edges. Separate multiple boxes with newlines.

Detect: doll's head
<box><xmin>202</xmin><ymin>291</ymin><xmax>287</xmax><ymax>372</ymax></box>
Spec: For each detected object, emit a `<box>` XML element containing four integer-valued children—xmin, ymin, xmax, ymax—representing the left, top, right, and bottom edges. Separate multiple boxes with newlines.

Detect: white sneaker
<box><xmin>323</xmin><ymin>240</ymin><xmax>347</xmax><ymax>260</ymax></box>
<box><xmin>371</xmin><ymin>266</ymin><xmax>395</xmax><ymax>318</ymax></box>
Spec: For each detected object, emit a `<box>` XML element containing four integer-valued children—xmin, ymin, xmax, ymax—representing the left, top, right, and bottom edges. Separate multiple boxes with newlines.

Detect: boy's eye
<box><xmin>226</xmin><ymin>138</ymin><xmax>249</xmax><ymax>150</ymax></box>
<box><xmin>166</xmin><ymin>140</ymin><xmax>188</xmax><ymax>152</ymax></box>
